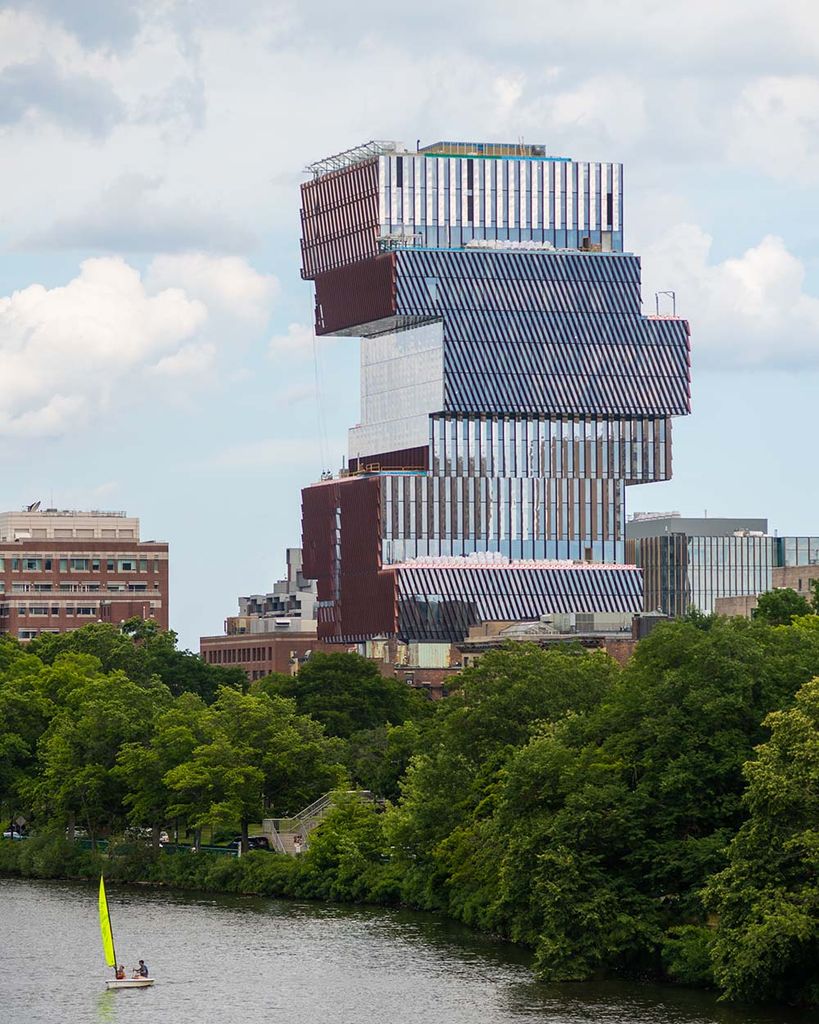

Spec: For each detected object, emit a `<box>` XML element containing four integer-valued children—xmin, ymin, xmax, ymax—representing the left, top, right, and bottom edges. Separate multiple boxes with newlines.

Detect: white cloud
<box><xmin>728</xmin><ymin>75</ymin><xmax>819</xmax><ymax>183</ymax></box>
<box><xmin>551</xmin><ymin>75</ymin><xmax>647</xmax><ymax>148</ymax></box>
<box><xmin>147</xmin><ymin>253</ymin><xmax>278</xmax><ymax>324</ymax></box>
<box><xmin>0</xmin><ymin>253</ymin><xmax>280</xmax><ymax>437</ymax></box>
<box><xmin>642</xmin><ymin>225</ymin><xmax>819</xmax><ymax>369</ymax></box>
<box><xmin>268</xmin><ymin>322</ymin><xmax>316</xmax><ymax>360</ymax></box>
<box><xmin>0</xmin><ymin>257</ymin><xmax>205</xmax><ymax>435</ymax></box>
<box><xmin>21</xmin><ymin>174</ymin><xmax>255</xmax><ymax>253</ymax></box>
<box><xmin>149</xmin><ymin>341</ymin><xmax>216</xmax><ymax>377</ymax></box>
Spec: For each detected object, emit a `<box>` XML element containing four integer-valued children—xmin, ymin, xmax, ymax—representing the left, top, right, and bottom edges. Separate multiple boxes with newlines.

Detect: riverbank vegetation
<box><xmin>2</xmin><ymin>607</ymin><xmax>819</xmax><ymax>1005</ymax></box>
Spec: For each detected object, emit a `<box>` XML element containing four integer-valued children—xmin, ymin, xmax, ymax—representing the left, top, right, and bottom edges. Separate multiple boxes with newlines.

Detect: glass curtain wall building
<box><xmin>626</xmin><ymin>516</ymin><xmax>819</xmax><ymax>615</ymax></box>
<box><xmin>299</xmin><ymin>140</ymin><xmax>692</xmax><ymax>643</ymax></box>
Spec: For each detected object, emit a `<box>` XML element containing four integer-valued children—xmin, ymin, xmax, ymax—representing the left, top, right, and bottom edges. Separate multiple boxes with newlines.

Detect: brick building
<box><xmin>0</xmin><ymin>508</ymin><xmax>169</xmax><ymax>639</ymax></box>
<box><xmin>199</xmin><ymin>631</ymin><xmax>342</xmax><ymax>681</ymax></box>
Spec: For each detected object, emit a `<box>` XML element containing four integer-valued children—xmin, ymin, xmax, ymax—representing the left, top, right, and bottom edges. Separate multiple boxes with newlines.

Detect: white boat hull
<box><xmin>106</xmin><ymin>978</ymin><xmax>154</xmax><ymax>990</ymax></box>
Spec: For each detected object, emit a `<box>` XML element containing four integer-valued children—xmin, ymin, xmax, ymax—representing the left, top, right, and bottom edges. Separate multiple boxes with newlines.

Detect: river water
<box><xmin>0</xmin><ymin>878</ymin><xmax>813</xmax><ymax>1024</ymax></box>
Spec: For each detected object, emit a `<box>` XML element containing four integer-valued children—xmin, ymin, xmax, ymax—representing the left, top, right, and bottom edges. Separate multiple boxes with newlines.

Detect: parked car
<box><xmin>124</xmin><ymin>827</ymin><xmax>171</xmax><ymax>843</ymax></box>
<box><xmin>2</xmin><ymin>828</ymin><xmax>26</xmax><ymax>841</ymax></box>
<box><xmin>228</xmin><ymin>835</ymin><xmax>271</xmax><ymax>851</ymax></box>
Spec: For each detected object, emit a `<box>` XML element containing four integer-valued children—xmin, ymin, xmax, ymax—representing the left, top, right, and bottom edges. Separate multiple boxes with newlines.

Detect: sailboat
<box><xmin>99</xmin><ymin>875</ymin><xmax>155</xmax><ymax>990</ymax></box>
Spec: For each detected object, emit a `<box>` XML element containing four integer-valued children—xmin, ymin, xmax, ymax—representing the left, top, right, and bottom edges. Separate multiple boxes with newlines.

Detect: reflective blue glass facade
<box><xmin>300</xmin><ymin>140</ymin><xmax>692</xmax><ymax>642</ymax></box>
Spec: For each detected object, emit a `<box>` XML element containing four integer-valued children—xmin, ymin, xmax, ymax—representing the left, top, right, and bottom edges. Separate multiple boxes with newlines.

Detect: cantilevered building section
<box><xmin>300</xmin><ymin>140</ymin><xmax>691</xmax><ymax>643</ymax></box>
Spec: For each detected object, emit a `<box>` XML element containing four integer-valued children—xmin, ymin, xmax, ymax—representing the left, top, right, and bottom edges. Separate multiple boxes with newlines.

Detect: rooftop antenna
<box><xmin>655</xmin><ymin>290</ymin><xmax>676</xmax><ymax>316</ymax></box>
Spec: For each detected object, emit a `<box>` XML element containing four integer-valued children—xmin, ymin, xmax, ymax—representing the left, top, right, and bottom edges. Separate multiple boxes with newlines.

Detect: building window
<box><xmin>92</xmin><ymin>560</ymin><xmax>100</xmax><ymax>571</ymax></box>
<box><xmin>118</xmin><ymin>560</ymin><xmax>135</xmax><ymax>572</ymax></box>
<box><xmin>59</xmin><ymin>559</ymin><xmax>68</xmax><ymax>572</ymax></box>
<box><xmin>11</xmin><ymin>559</ymin><xmax>19</xmax><ymax>571</ymax></box>
<box><xmin>139</xmin><ymin>559</ymin><xmax>148</xmax><ymax>572</ymax></box>
<box><xmin>44</xmin><ymin>559</ymin><xmax>51</xmax><ymax>570</ymax></box>
<box><xmin>106</xmin><ymin>560</ymin><xmax>115</xmax><ymax>571</ymax></box>
<box><xmin>70</xmin><ymin>559</ymin><xmax>88</xmax><ymax>571</ymax></box>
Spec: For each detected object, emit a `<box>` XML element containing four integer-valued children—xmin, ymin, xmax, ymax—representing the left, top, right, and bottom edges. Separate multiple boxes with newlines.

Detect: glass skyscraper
<box><xmin>299</xmin><ymin>141</ymin><xmax>691</xmax><ymax>643</ymax></box>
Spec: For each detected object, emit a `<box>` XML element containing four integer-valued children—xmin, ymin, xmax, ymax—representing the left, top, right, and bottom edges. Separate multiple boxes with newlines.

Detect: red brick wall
<box><xmin>0</xmin><ymin>540</ymin><xmax>169</xmax><ymax>639</ymax></box>
<box><xmin>199</xmin><ymin>632</ymin><xmax>339</xmax><ymax>681</ymax></box>
<box><xmin>301</xmin><ymin>476</ymin><xmax>397</xmax><ymax>641</ymax></box>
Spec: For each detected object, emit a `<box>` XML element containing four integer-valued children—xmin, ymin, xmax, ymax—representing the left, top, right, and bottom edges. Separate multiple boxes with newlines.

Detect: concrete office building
<box><xmin>199</xmin><ymin>549</ymin><xmax>326</xmax><ymax>681</ymax></box>
<box><xmin>0</xmin><ymin>507</ymin><xmax>168</xmax><ymax>639</ymax></box>
<box><xmin>298</xmin><ymin>139</ymin><xmax>692</xmax><ymax>643</ymax></box>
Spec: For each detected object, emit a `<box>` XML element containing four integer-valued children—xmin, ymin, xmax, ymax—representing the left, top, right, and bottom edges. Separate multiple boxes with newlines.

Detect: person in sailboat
<box><xmin>116</xmin><ymin>965</ymin><xmax>126</xmax><ymax>980</ymax></box>
<box><xmin>132</xmin><ymin>960</ymin><xmax>149</xmax><ymax>979</ymax></box>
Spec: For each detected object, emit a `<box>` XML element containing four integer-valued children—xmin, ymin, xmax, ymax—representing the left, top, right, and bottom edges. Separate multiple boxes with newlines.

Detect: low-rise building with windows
<box><xmin>0</xmin><ymin>507</ymin><xmax>169</xmax><ymax>639</ymax></box>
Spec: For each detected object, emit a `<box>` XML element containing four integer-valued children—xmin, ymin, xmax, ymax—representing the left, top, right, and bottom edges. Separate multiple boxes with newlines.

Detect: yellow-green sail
<box><xmin>98</xmin><ymin>875</ymin><xmax>117</xmax><ymax>969</ymax></box>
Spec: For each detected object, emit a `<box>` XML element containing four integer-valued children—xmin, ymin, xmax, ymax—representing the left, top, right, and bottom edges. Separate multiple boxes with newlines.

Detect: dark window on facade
<box><xmin>467</xmin><ymin>159</ymin><xmax>474</xmax><ymax>189</ymax></box>
<box><xmin>396</xmin><ymin>158</ymin><xmax>403</xmax><ymax>188</ymax></box>
<box><xmin>107</xmin><ymin>560</ymin><xmax>115</xmax><ymax>571</ymax></box>
<box><xmin>606</xmin><ymin>192</ymin><xmax>613</xmax><ymax>226</ymax></box>
<box><xmin>467</xmin><ymin>195</ymin><xmax>474</xmax><ymax>222</ymax></box>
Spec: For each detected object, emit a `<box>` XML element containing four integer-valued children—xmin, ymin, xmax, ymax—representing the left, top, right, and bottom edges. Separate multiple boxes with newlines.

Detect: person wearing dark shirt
<box><xmin>136</xmin><ymin>960</ymin><xmax>149</xmax><ymax>978</ymax></box>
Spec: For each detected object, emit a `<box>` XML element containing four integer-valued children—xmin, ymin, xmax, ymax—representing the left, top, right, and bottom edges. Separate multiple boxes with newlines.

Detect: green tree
<box><xmin>28</xmin><ymin>656</ymin><xmax>172</xmax><ymax>841</ymax></box>
<box><xmin>753</xmin><ymin>588</ymin><xmax>812</xmax><ymax>626</ymax></box>
<box><xmin>342</xmin><ymin>720</ymin><xmax>423</xmax><ymax>800</ymax></box>
<box><xmin>0</xmin><ymin>647</ymin><xmax>56</xmax><ymax>830</ymax></box>
<box><xmin>491</xmin><ymin>616</ymin><xmax>819</xmax><ymax>982</ymax></box>
<box><xmin>296</xmin><ymin>792</ymin><xmax>397</xmax><ymax>903</ymax></box>
<box><xmin>29</xmin><ymin>620</ymin><xmax>245</xmax><ymax>702</ymax></box>
<box><xmin>257</xmin><ymin>652</ymin><xmax>429</xmax><ymax>739</ymax></box>
<box><xmin>386</xmin><ymin>644</ymin><xmax>620</xmax><ymax>911</ymax></box>
<box><xmin>705</xmin><ymin>676</ymin><xmax>819</xmax><ymax>1005</ymax></box>
<box><xmin>165</xmin><ymin>688</ymin><xmax>345</xmax><ymax>850</ymax></box>
<box><xmin>115</xmin><ymin>692</ymin><xmax>210</xmax><ymax>847</ymax></box>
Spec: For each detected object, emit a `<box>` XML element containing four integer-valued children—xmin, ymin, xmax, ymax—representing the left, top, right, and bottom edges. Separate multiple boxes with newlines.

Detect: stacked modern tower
<box><xmin>299</xmin><ymin>140</ymin><xmax>691</xmax><ymax>643</ymax></box>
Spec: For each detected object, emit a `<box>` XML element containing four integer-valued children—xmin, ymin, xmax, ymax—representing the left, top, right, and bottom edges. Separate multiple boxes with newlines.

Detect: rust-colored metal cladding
<box><xmin>300</xmin><ymin>159</ymin><xmax>380</xmax><ymax>280</ymax></box>
<box><xmin>349</xmin><ymin>446</ymin><xmax>429</xmax><ymax>473</ymax></box>
<box><xmin>313</xmin><ymin>254</ymin><xmax>395</xmax><ymax>336</ymax></box>
<box><xmin>302</xmin><ymin>475</ymin><xmax>397</xmax><ymax>641</ymax></box>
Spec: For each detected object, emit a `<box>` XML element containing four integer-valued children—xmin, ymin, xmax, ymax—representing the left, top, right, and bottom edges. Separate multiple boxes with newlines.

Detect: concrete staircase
<box><xmin>263</xmin><ymin>790</ymin><xmax>372</xmax><ymax>855</ymax></box>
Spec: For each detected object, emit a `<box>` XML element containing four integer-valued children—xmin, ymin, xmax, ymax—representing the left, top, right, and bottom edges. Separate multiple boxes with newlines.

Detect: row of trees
<box><xmin>307</xmin><ymin>609</ymin><xmax>819</xmax><ymax>1005</ymax></box>
<box><xmin>0</xmin><ymin>622</ymin><xmax>426</xmax><ymax>850</ymax></box>
<box><xmin>2</xmin><ymin>601</ymin><xmax>819</xmax><ymax>1004</ymax></box>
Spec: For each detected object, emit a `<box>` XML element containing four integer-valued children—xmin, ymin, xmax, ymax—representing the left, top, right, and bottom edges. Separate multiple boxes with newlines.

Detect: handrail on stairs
<box><xmin>263</xmin><ymin>790</ymin><xmax>373</xmax><ymax>854</ymax></box>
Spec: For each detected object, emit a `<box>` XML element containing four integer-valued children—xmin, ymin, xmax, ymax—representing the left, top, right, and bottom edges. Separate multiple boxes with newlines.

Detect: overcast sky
<box><xmin>1</xmin><ymin>0</ymin><xmax>818</xmax><ymax>649</ymax></box>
